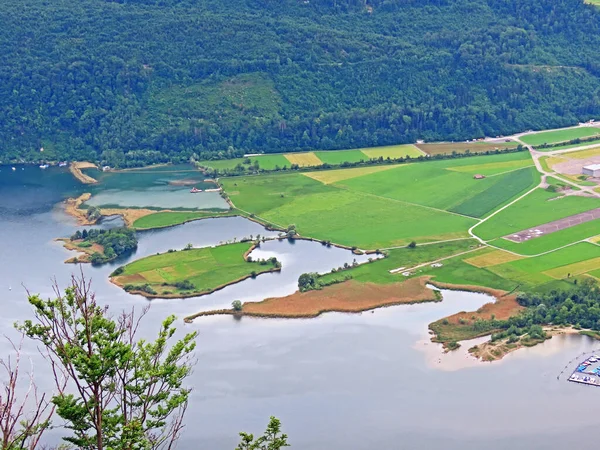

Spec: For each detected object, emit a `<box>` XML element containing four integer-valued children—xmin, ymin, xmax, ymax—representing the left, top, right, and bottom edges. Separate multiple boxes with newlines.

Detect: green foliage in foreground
<box><xmin>132</xmin><ymin>210</ymin><xmax>236</xmax><ymax>230</ymax></box>
<box><xmin>116</xmin><ymin>242</ymin><xmax>278</xmax><ymax>296</ymax></box>
<box><xmin>18</xmin><ymin>278</ymin><xmax>197</xmax><ymax>449</ymax></box>
<box><xmin>5</xmin><ymin>0</ymin><xmax>600</xmax><ymax>166</ymax></box>
<box><xmin>237</xmin><ymin>416</ymin><xmax>289</xmax><ymax>450</ymax></box>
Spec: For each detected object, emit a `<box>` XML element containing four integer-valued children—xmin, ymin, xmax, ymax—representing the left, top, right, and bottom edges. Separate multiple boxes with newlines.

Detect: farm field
<box><xmin>314</xmin><ymin>150</ymin><xmax>367</xmax><ymax>164</ymax></box>
<box><xmin>415</xmin><ymin>141</ymin><xmax>518</xmax><ymax>155</ymax></box>
<box><xmin>132</xmin><ymin>211</ymin><xmax>235</xmax><ymax>230</ymax></box>
<box><xmin>473</xmin><ymin>188</ymin><xmax>600</xmax><ymax>241</ymax></box>
<box><xmin>199</xmin><ymin>154</ymin><xmax>289</xmax><ymax>171</ymax></box>
<box><xmin>111</xmin><ymin>242</ymin><xmax>277</xmax><ymax>297</ymax></box>
<box><xmin>284</xmin><ymin>152</ymin><xmax>322</xmax><ymax>166</ymax></box>
<box><xmin>199</xmin><ymin>141</ymin><xmax>521</xmax><ymax>173</ymax></box>
<box><xmin>521</xmin><ymin>127</ymin><xmax>600</xmax><ymax>146</ymax></box>
<box><xmin>359</xmin><ymin>144</ymin><xmax>424</xmax><ymax>159</ymax></box>
<box><xmin>222</xmin><ymin>152</ymin><xmax>539</xmax><ymax>248</ymax></box>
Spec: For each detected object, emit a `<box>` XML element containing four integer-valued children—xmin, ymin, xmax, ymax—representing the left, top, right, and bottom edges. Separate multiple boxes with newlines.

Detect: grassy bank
<box><xmin>111</xmin><ymin>241</ymin><xmax>278</xmax><ymax>298</ymax></box>
<box><xmin>132</xmin><ymin>210</ymin><xmax>237</xmax><ymax>230</ymax></box>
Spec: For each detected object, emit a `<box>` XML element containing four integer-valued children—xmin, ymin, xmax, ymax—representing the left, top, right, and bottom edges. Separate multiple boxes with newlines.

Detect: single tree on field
<box><xmin>17</xmin><ymin>276</ymin><xmax>198</xmax><ymax>450</ymax></box>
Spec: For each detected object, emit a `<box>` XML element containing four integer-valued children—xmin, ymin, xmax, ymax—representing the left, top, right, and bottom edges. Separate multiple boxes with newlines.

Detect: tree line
<box><xmin>2</xmin><ymin>0</ymin><xmax>600</xmax><ymax>166</ymax></box>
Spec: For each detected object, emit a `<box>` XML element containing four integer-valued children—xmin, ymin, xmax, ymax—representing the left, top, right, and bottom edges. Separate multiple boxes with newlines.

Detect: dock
<box><xmin>568</xmin><ymin>354</ymin><xmax>600</xmax><ymax>387</ymax></box>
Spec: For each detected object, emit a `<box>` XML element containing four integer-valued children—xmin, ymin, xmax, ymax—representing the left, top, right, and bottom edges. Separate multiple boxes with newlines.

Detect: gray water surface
<box><xmin>0</xmin><ymin>166</ymin><xmax>598</xmax><ymax>449</ymax></box>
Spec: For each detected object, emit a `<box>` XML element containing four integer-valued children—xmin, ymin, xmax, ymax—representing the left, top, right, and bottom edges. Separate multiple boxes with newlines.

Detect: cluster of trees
<box><xmin>298</xmin><ymin>269</ymin><xmax>354</xmax><ymax>292</ymax></box>
<box><xmin>71</xmin><ymin>227</ymin><xmax>138</xmax><ymax>264</ymax></box>
<box><xmin>0</xmin><ymin>276</ymin><xmax>289</xmax><ymax>448</ymax></box>
<box><xmin>452</xmin><ymin>280</ymin><xmax>600</xmax><ymax>346</ymax></box>
<box><xmin>535</xmin><ymin>135</ymin><xmax>600</xmax><ymax>150</ymax></box>
<box><xmin>3</xmin><ymin>0</ymin><xmax>600</xmax><ymax>166</ymax></box>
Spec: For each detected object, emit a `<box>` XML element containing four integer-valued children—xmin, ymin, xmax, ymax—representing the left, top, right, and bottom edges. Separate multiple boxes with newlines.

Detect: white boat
<box><xmin>59</xmin><ymin>162</ymin><xmax>68</xmax><ymax>167</ymax></box>
<box><xmin>11</xmin><ymin>167</ymin><xmax>16</xmax><ymax>171</ymax></box>
<box><xmin>39</xmin><ymin>164</ymin><xmax>49</xmax><ymax>169</ymax></box>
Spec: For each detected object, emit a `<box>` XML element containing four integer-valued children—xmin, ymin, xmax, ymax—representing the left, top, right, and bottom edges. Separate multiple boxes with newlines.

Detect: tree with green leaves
<box><xmin>236</xmin><ymin>416</ymin><xmax>289</xmax><ymax>450</ymax></box>
<box><xmin>17</xmin><ymin>276</ymin><xmax>197</xmax><ymax>450</ymax></box>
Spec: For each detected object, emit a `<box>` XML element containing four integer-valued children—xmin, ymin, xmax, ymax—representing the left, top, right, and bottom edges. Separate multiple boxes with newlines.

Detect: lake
<box><xmin>0</xmin><ymin>165</ymin><xmax>598</xmax><ymax>449</ymax></box>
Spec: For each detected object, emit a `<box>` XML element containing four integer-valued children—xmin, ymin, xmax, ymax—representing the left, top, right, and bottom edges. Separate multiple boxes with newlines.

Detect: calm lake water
<box><xmin>0</xmin><ymin>165</ymin><xmax>599</xmax><ymax>449</ymax></box>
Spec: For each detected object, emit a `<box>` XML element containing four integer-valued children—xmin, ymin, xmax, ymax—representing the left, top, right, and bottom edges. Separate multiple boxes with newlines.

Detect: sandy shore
<box><xmin>99</xmin><ymin>208</ymin><xmax>157</xmax><ymax>227</ymax></box>
<box><xmin>63</xmin><ymin>193</ymin><xmax>98</xmax><ymax>225</ymax></box>
<box><xmin>70</xmin><ymin>162</ymin><xmax>98</xmax><ymax>184</ymax></box>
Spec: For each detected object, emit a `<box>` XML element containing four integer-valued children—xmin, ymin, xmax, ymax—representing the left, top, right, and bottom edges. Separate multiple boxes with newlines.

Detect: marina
<box><xmin>568</xmin><ymin>354</ymin><xmax>600</xmax><ymax>386</ymax></box>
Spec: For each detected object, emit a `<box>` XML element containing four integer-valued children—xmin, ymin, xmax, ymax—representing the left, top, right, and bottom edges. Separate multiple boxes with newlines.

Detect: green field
<box><xmin>199</xmin><ymin>154</ymin><xmax>290</xmax><ymax>171</ymax></box>
<box><xmin>133</xmin><ymin>211</ymin><xmax>235</xmax><ymax>230</ymax></box>
<box><xmin>113</xmin><ymin>242</ymin><xmax>276</xmax><ymax>297</ymax></box>
<box><xmin>318</xmin><ymin>239</ymin><xmax>479</xmax><ymax>285</ymax></box>
<box><xmin>474</xmin><ymin>188</ymin><xmax>600</xmax><ymax>241</ymax></box>
<box><xmin>222</xmin><ymin>152</ymin><xmax>541</xmax><ymax>249</ymax></box>
<box><xmin>521</xmin><ymin>127</ymin><xmax>600</xmax><ymax>146</ymax></box>
<box><xmin>449</xmin><ymin>167</ymin><xmax>537</xmax><ymax>218</ymax></box>
<box><xmin>314</xmin><ymin>150</ymin><xmax>367</xmax><ymax>164</ymax></box>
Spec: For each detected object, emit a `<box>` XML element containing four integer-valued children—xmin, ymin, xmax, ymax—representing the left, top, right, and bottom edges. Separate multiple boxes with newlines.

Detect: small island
<box><xmin>110</xmin><ymin>241</ymin><xmax>281</xmax><ymax>298</ymax></box>
<box><xmin>59</xmin><ymin>227</ymin><xmax>138</xmax><ymax>264</ymax></box>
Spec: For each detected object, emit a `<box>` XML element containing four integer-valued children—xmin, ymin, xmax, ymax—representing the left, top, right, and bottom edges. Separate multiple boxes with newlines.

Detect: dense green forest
<box><xmin>2</xmin><ymin>0</ymin><xmax>600</xmax><ymax>167</ymax></box>
<box><xmin>71</xmin><ymin>227</ymin><xmax>138</xmax><ymax>263</ymax></box>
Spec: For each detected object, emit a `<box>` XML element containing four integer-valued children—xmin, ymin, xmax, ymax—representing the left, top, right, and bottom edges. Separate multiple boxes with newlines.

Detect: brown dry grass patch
<box><xmin>416</xmin><ymin>142</ymin><xmax>517</xmax><ymax>156</ymax></box>
<box><xmin>284</xmin><ymin>152</ymin><xmax>322</xmax><ymax>167</ymax></box>
<box><xmin>230</xmin><ymin>277</ymin><xmax>437</xmax><ymax>318</ymax></box>
<box><xmin>431</xmin><ymin>282</ymin><xmax>523</xmax><ymax>322</ymax></box>
<box><xmin>99</xmin><ymin>208</ymin><xmax>156</xmax><ymax>227</ymax></box>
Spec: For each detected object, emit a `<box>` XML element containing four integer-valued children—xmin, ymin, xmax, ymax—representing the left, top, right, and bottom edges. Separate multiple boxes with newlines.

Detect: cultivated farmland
<box><xmin>416</xmin><ymin>141</ymin><xmax>518</xmax><ymax>155</ymax></box>
<box><xmin>222</xmin><ymin>152</ymin><xmax>539</xmax><ymax>249</ymax></box>
<box><xmin>520</xmin><ymin>127</ymin><xmax>600</xmax><ymax>146</ymax></box>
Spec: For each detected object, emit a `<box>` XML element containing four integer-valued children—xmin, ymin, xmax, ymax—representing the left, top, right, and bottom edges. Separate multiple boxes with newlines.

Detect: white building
<box><xmin>582</xmin><ymin>164</ymin><xmax>600</xmax><ymax>177</ymax></box>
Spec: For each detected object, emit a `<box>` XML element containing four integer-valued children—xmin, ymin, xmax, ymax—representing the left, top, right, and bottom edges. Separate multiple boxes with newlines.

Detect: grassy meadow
<box><xmin>132</xmin><ymin>211</ymin><xmax>235</xmax><ymax>230</ymax></box>
<box><xmin>473</xmin><ymin>188</ymin><xmax>600</xmax><ymax>241</ymax></box>
<box><xmin>112</xmin><ymin>242</ymin><xmax>276</xmax><ymax>297</ymax></box>
<box><xmin>222</xmin><ymin>152</ymin><xmax>540</xmax><ymax>249</ymax></box>
<box><xmin>521</xmin><ymin>127</ymin><xmax>600</xmax><ymax>146</ymax></box>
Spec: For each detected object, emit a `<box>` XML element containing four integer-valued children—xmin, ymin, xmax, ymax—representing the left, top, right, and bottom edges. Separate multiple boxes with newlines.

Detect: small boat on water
<box><xmin>59</xmin><ymin>161</ymin><xmax>68</xmax><ymax>167</ymax></box>
<box><xmin>39</xmin><ymin>164</ymin><xmax>49</xmax><ymax>169</ymax></box>
<box><xmin>190</xmin><ymin>187</ymin><xmax>203</xmax><ymax>193</ymax></box>
<box><xmin>11</xmin><ymin>167</ymin><xmax>16</xmax><ymax>171</ymax></box>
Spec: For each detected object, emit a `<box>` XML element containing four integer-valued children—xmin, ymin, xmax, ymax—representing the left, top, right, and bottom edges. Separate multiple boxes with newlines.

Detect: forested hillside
<box><xmin>3</xmin><ymin>0</ymin><xmax>600</xmax><ymax>166</ymax></box>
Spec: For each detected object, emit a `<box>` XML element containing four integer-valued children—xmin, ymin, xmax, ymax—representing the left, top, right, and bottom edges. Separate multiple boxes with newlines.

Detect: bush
<box><xmin>232</xmin><ymin>300</ymin><xmax>243</xmax><ymax>311</ymax></box>
<box><xmin>174</xmin><ymin>280</ymin><xmax>195</xmax><ymax>291</ymax></box>
<box><xmin>407</xmin><ymin>241</ymin><xmax>417</xmax><ymax>249</ymax></box>
<box><xmin>111</xmin><ymin>266</ymin><xmax>124</xmax><ymax>276</ymax></box>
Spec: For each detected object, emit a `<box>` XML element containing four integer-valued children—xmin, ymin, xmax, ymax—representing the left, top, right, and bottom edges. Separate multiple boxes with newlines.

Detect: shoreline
<box><xmin>63</xmin><ymin>193</ymin><xmax>98</xmax><ymax>225</ymax></box>
<box><xmin>110</xmin><ymin>241</ymin><xmax>279</xmax><ymax>299</ymax></box>
<box><xmin>56</xmin><ymin>237</ymin><xmax>103</xmax><ymax>264</ymax></box>
<box><xmin>69</xmin><ymin>162</ymin><xmax>98</xmax><ymax>184</ymax></box>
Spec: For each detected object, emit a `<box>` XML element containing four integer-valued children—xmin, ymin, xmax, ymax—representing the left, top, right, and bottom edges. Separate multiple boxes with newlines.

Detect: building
<box><xmin>582</xmin><ymin>164</ymin><xmax>600</xmax><ymax>177</ymax></box>
<box><xmin>473</xmin><ymin>174</ymin><xmax>485</xmax><ymax>179</ymax></box>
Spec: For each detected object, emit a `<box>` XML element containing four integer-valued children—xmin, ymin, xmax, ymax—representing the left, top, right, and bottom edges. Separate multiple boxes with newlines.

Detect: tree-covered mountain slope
<box><xmin>2</xmin><ymin>0</ymin><xmax>600</xmax><ymax>166</ymax></box>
